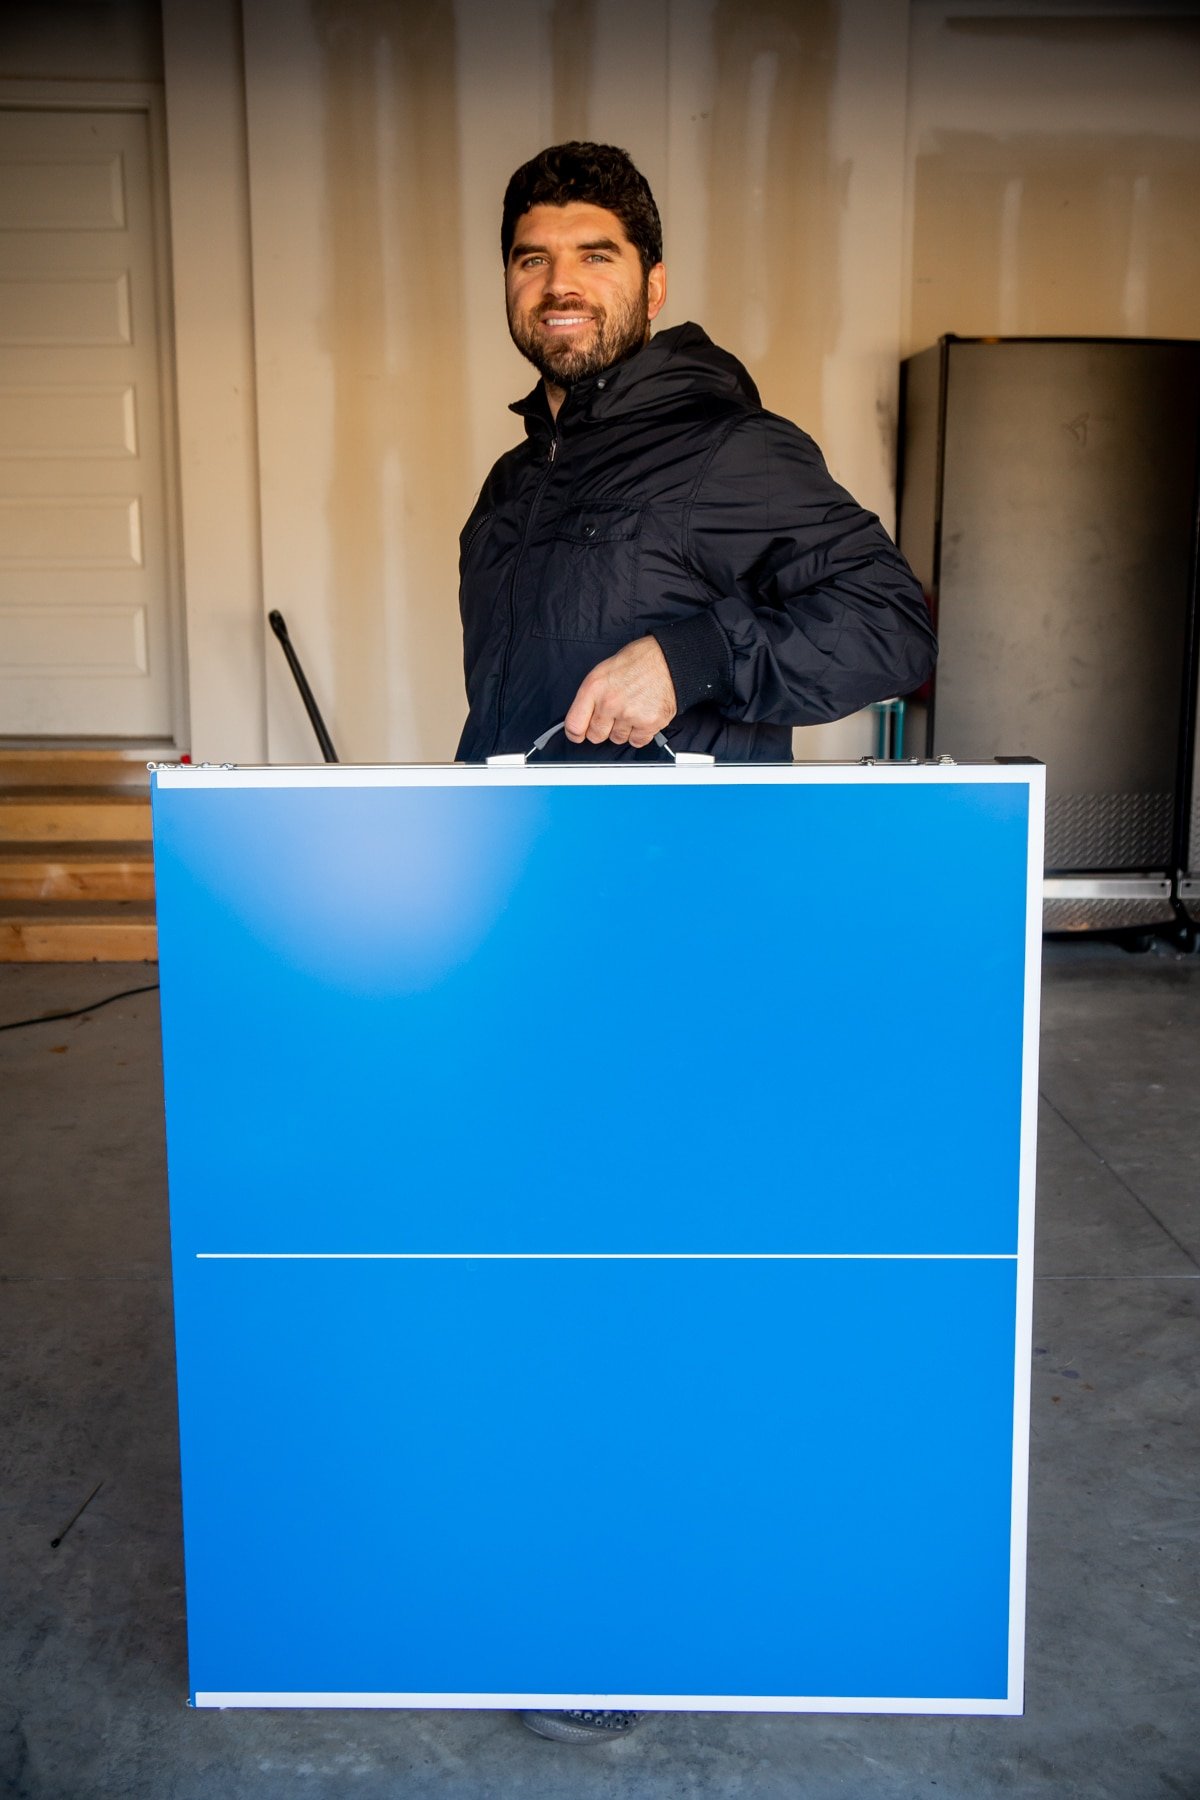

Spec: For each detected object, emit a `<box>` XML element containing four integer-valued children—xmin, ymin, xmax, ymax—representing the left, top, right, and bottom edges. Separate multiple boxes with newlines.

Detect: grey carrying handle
<box><xmin>486</xmin><ymin>720</ymin><xmax>714</xmax><ymax>767</ymax></box>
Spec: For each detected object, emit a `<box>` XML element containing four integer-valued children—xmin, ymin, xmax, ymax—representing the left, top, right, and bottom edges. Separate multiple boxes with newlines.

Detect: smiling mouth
<box><xmin>538</xmin><ymin>313</ymin><xmax>596</xmax><ymax>331</ymax></box>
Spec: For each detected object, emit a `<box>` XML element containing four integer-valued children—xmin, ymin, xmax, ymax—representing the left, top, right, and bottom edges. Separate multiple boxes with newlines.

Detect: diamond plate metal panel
<box><xmin>1045</xmin><ymin>792</ymin><xmax>1173</xmax><ymax>871</ymax></box>
<box><xmin>1043</xmin><ymin>895</ymin><xmax>1174</xmax><ymax>932</ymax></box>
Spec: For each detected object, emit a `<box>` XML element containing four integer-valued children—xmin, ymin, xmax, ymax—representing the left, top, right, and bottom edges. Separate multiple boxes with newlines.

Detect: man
<box><xmin>457</xmin><ymin>145</ymin><xmax>936</xmax><ymax>1747</ymax></box>
<box><xmin>456</xmin><ymin>140</ymin><xmax>936</xmax><ymax>769</ymax></box>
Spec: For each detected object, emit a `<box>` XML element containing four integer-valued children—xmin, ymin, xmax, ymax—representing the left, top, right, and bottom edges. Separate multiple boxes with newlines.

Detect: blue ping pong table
<box><xmin>152</xmin><ymin>759</ymin><xmax>1043</xmax><ymax>1714</ymax></box>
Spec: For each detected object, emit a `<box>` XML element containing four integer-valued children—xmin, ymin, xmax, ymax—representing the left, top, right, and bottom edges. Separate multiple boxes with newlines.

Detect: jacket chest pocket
<box><xmin>531</xmin><ymin>504</ymin><xmax>643</xmax><ymax>642</ymax></box>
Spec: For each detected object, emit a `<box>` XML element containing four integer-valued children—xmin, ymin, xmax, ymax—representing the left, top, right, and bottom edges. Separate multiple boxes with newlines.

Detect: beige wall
<box><xmin>905</xmin><ymin>3</ymin><xmax>1200</xmax><ymax>354</ymax></box>
<box><xmin>7</xmin><ymin>0</ymin><xmax>1199</xmax><ymax>761</ymax></box>
<box><xmin>231</xmin><ymin>0</ymin><xmax>917</xmax><ymax>764</ymax></box>
<box><xmin>161</xmin><ymin>0</ymin><xmax>266</xmax><ymax>764</ymax></box>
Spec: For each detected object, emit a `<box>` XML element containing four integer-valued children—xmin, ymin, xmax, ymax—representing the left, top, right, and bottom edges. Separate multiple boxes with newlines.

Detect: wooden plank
<box><xmin>0</xmin><ymin>842</ymin><xmax>155</xmax><ymax>901</ymax></box>
<box><xmin>0</xmin><ymin>747</ymin><xmax>163</xmax><ymax>955</ymax></box>
<box><xmin>0</xmin><ymin>744</ymin><xmax>168</xmax><ymax>790</ymax></box>
<box><xmin>0</xmin><ymin>790</ymin><xmax>153</xmax><ymax>842</ymax></box>
<box><xmin>0</xmin><ymin>899</ymin><xmax>157</xmax><ymax>962</ymax></box>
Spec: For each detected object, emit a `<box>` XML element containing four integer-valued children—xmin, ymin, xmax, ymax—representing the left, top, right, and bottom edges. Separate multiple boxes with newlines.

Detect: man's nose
<box><xmin>543</xmin><ymin>259</ymin><xmax>584</xmax><ymax>298</ymax></box>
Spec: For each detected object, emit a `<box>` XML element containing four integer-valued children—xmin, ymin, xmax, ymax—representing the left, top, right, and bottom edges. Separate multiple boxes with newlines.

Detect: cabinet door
<box><xmin>932</xmin><ymin>341</ymin><xmax>1198</xmax><ymax>871</ymax></box>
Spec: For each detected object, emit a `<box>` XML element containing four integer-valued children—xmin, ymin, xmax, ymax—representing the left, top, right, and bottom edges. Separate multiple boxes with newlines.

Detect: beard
<box><xmin>507</xmin><ymin>279</ymin><xmax>651</xmax><ymax>390</ymax></box>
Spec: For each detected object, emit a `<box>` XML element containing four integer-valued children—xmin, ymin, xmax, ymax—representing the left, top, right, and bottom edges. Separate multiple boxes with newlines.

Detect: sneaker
<box><xmin>519</xmin><ymin>1709</ymin><xmax>648</xmax><ymax>1744</ymax></box>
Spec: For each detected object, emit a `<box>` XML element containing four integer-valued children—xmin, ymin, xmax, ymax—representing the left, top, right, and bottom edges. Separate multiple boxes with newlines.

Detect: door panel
<box><xmin>0</xmin><ymin>108</ymin><xmax>175</xmax><ymax>737</ymax></box>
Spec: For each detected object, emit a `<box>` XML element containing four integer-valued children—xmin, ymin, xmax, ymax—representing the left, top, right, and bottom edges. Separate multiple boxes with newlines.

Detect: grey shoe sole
<box><xmin>519</xmin><ymin>1710</ymin><xmax>648</xmax><ymax>1744</ymax></box>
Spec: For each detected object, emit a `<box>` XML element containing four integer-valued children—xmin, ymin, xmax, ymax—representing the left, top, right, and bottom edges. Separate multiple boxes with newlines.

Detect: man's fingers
<box><xmin>563</xmin><ymin>686</ymin><xmax>595</xmax><ymax>743</ymax></box>
<box><xmin>565</xmin><ymin>681</ymin><xmax>618</xmax><ymax>745</ymax></box>
<box><xmin>566</xmin><ymin>639</ymin><xmax>677</xmax><ymax>745</ymax></box>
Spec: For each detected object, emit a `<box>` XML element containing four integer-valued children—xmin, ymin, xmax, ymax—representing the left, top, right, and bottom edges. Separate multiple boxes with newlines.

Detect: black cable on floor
<box><xmin>0</xmin><ymin>982</ymin><xmax>160</xmax><ymax>1033</ymax></box>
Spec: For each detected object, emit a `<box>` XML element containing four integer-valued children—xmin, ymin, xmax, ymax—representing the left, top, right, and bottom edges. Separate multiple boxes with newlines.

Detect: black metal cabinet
<box><xmin>898</xmin><ymin>336</ymin><xmax>1200</xmax><ymax>932</ymax></box>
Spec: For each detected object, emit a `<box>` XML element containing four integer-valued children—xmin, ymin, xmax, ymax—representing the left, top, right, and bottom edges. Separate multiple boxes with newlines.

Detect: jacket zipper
<box><xmin>461</xmin><ymin>508</ymin><xmax>494</xmax><ymax>564</ymax></box>
<box><xmin>492</xmin><ymin>432</ymin><xmax>559</xmax><ymax>751</ymax></box>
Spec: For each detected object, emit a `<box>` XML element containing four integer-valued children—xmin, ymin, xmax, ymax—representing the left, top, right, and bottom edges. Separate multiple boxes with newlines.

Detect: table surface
<box><xmin>153</xmin><ymin>762</ymin><xmax>1043</xmax><ymax>1712</ymax></box>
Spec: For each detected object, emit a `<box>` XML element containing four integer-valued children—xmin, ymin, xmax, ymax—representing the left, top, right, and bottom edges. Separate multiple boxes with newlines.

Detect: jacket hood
<box><xmin>510</xmin><ymin>322</ymin><xmax>760</xmax><ymax>435</ymax></box>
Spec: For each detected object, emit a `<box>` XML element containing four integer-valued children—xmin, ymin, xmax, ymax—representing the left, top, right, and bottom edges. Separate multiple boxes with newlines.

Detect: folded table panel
<box><xmin>152</xmin><ymin>762</ymin><xmax>1043</xmax><ymax>1713</ymax></box>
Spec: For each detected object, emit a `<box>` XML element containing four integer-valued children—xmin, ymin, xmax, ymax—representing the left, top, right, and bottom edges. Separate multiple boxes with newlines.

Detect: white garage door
<box><xmin>0</xmin><ymin>107</ymin><xmax>178</xmax><ymax>738</ymax></box>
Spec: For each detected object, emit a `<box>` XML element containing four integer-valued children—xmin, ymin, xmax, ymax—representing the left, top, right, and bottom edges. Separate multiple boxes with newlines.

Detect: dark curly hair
<box><xmin>501</xmin><ymin>142</ymin><xmax>663</xmax><ymax>275</ymax></box>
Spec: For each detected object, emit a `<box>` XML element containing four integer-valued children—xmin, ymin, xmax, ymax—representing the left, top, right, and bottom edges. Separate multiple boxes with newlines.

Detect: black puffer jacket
<box><xmin>456</xmin><ymin>323</ymin><xmax>936</xmax><ymax>762</ymax></box>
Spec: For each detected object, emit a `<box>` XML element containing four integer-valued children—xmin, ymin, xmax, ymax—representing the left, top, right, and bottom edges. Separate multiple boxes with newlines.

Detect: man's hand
<box><xmin>564</xmin><ymin>636</ymin><xmax>677</xmax><ymax>748</ymax></box>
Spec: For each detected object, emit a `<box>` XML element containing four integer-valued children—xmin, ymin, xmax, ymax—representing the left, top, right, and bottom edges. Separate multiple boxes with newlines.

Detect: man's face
<box><xmin>505</xmin><ymin>202</ymin><xmax>667</xmax><ymax>391</ymax></box>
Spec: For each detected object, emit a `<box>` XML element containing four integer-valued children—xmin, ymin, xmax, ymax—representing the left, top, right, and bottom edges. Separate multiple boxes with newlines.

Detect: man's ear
<box><xmin>647</xmin><ymin>262</ymin><xmax>667</xmax><ymax>322</ymax></box>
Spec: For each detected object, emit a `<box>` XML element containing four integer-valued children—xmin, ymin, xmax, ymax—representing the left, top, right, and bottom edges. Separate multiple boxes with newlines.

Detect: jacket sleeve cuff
<box><xmin>650</xmin><ymin>610</ymin><xmax>734</xmax><ymax>715</ymax></box>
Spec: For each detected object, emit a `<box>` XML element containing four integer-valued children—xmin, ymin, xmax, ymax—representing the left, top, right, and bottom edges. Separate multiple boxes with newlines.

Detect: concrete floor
<box><xmin>1</xmin><ymin>940</ymin><xmax>1197</xmax><ymax>1800</ymax></box>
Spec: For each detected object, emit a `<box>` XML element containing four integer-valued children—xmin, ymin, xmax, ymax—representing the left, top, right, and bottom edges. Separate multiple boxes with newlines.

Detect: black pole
<box><xmin>267</xmin><ymin>610</ymin><xmax>339</xmax><ymax>763</ymax></box>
